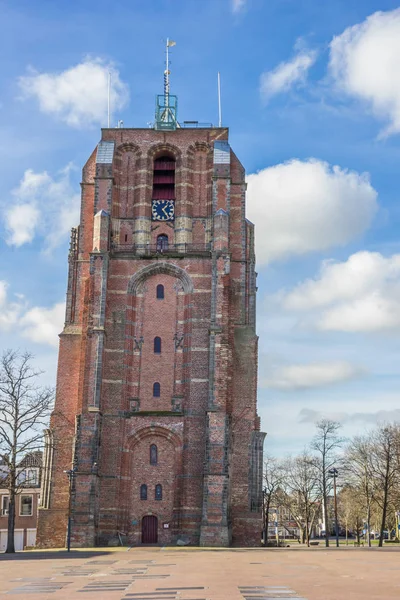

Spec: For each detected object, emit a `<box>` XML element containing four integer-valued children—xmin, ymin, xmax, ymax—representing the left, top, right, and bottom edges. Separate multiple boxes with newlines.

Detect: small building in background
<box><xmin>0</xmin><ymin>452</ymin><xmax>42</xmax><ymax>551</ymax></box>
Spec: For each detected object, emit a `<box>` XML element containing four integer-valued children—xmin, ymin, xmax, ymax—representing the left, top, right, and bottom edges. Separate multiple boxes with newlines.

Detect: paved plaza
<box><xmin>0</xmin><ymin>546</ymin><xmax>399</xmax><ymax>599</ymax></box>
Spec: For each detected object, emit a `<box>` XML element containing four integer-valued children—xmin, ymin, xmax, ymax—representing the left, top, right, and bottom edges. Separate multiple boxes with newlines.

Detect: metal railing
<box><xmin>111</xmin><ymin>243</ymin><xmax>212</xmax><ymax>255</ymax></box>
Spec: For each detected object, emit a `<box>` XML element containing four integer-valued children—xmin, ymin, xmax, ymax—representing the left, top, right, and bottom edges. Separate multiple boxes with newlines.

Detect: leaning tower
<box><xmin>37</xmin><ymin>77</ymin><xmax>265</xmax><ymax>548</ymax></box>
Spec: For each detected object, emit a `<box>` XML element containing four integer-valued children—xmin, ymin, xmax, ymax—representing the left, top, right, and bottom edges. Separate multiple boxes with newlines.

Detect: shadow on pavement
<box><xmin>0</xmin><ymin>550</ymin><xmax>116</xmax><ymax>561</ymax></box>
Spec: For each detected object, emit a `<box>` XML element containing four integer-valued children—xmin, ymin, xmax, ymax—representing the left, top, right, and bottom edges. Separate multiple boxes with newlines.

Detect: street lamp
<box><xmin>262</xmin><ymin>487</ymin><xmax>267</xmax><ymax>546</ymax></box>
<box><xmin>328</xmin><ymin>468</ymin><xmax>339</xmax><ymax>548</ymax></box>
<box><xmin>64</xmin><ymin>468</ymin><xmax>77</xmax><ymax>552</ymax></box>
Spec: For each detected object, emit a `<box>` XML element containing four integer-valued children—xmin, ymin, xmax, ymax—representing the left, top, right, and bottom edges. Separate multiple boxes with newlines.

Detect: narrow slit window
<box><xmin>154</xmin><ymin>337</ymin><xmax>161</xmax><ymax>354</ymax></box>
<box><xmin>150</xmin><ymin>444</ymin><xmax>158</xmax><ymax>465</ymax></box>
<box><xmin>155</xmin><ymin>484</ymin><xmax>162</xmax><ymax>501</ymax></box>
<box><xmin>156</xmin><ymin>284</ymin><xmax>164</xmax><ymax>299</ymax></box>
<box><xmin>153</xmin><ymin>382</ymin><xmax>161</xmax><ymax>397</ymax></box>
<box><xmin>140</xmin><ymin>484</ymin><xmax>147</xmax><ymax>500</ymax></box>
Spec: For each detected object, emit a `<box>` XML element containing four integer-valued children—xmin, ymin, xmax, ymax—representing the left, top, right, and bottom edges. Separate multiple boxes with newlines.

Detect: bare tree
<box><xmin>311</xmin><ymin>419</ymin><xmax>344</xmax><ymax>547</ymax></box>
<box><xmin>0</xmin><ymin>350</ymin><xmax>54</xmax><ymax>553</ymax></box>
<box><xmin>282</xmin><ymin>452</ymin><xmax>321</xmax><ymax>546</ymax></box>
<box><xmin>337</xmin><ymin>484</ymin><xmax>365</xmax><ymax>545</ymax></box>
<box><xmin>345</xmin><ymin>435</ymin><xmax>377</xmax><ymax>547</ymax></box>
<box><xmin>370</xmin><ymin>424</ymin><xmax>400</xmax><ymax>547</ymax></box>
<box><xmin>262</xmin><ymin>454</ymin><xmax>285</xmax><ymax>544</ymax></box>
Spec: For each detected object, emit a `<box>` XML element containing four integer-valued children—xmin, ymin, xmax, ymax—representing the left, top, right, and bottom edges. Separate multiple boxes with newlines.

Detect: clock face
<box><xmin>152</xmin><ymin>200</ymin><xmax>175</xmax><ymax>221</ymax></box>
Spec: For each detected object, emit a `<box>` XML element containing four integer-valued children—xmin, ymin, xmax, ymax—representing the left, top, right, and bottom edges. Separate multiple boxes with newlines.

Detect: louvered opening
<box><xmin>152</xmin><ymin>156</ymin><xmax>175</xmax><ymax>200</ymax></box>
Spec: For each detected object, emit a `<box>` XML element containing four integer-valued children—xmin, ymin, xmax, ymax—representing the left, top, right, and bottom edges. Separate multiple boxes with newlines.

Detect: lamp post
<box><xmin>64</xmin><ymin>468</ymin><xmax>76</xmax><ymax>552</ymax></box>
<box><xmin>275</xmin><ymin>508</ymin><xmax>279</xmax><ymax>547</ymax></box>
<box><xmin>262</xmin><ymin>487</ymin><xmax>267</xmax><ymax>546</ymax></box>
<box><xmin>328</xmin><ymin>468</ymin><xmax>339</xmax><ymax>548</ymax></box>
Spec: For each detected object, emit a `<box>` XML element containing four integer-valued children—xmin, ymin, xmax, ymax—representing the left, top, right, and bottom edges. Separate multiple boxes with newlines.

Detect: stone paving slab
<box><xmin>0</xmin><ymin>547</ymin><xmax>400</xmax><ymax>600</ymax></box>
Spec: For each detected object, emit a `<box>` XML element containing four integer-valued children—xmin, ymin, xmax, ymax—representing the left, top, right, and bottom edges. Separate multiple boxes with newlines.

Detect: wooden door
<box><xmin>142</xmin><ymin>515</ymin><xmax>158</xmax><ymax>544</ymax></box>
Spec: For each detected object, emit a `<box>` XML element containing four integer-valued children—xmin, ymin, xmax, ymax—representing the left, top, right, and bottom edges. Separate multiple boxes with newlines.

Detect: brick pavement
<box><xmin>0</xmin><ymin>547</ymin><xmax>400</xmax><ymax>599</ymax></box>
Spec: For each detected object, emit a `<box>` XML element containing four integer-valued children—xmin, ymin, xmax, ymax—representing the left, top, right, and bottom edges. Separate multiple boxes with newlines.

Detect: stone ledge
<box><xmin>123</xmin><ymin>410</ymin><xmax>184</xmax><ymax>418</ymax></box>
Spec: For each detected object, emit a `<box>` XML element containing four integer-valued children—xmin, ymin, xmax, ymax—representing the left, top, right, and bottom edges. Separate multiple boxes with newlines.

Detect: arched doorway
<box><xmin>142</xmin><ymin>515</ymin><xmax>158</xmax><ymax>544</ymax></box>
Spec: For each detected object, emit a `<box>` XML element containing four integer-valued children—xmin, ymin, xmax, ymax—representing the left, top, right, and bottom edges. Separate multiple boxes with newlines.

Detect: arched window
<box><xmin>140</xmin><ymin>484</ymin><xmax>147</xmax><ymax>500</ymax></box>
<box><xmin>150</xmin><ymin>444</ymin><xmax>158</xmax><ymax>465</ymax></box>
<box><xmin>154</xmin><ymin>337</ymin><xmax>161</xmax><ymax>354</ymax></box>
<box><xmin>156</xmin><ymin>284</ymin><xmax>164</xmax><ymax>299</ymax></box>
<box><xmin>155</xmin><ymin>484</ymin><xmax>163</xmax><ymax>501</ymax></box>
<box><xmin>157</xmin><ymin>234</ymin><xmax>169</xmax><ymax>251</ymax></box>
<box><xmin>153</xmin><ymin>382</ymin><xmax>161</xmax><ymax>397</ymax></box>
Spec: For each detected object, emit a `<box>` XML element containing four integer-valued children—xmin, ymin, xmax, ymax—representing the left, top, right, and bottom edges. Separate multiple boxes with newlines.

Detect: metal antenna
<box><xmin>218</xmin><ymin>72</ymin><xmax>222</xmax><ymax>127</ymax></box>
<box><xmin>156</xmin><ymin>38</ymin><xmax>178</xmax><ymax>129</ymax></box>
<box><xmin>107</xmin><ymin>71</ymin><xmax>111</xmax><ymax>128</ymax></box>
<box><xmin>165</xmin><ymin>38</ymin><xmax>170</xmax><ymax>109</ymax></box>
<box><xmin>164</xmin><ymin>38</ymin><xmax>176</xmax><ymax>110</ymax></box>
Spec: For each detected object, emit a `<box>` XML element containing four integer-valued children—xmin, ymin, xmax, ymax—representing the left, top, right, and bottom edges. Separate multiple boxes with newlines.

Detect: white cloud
<box><xmin>20</xmin><ymin>302</ymin><xmax>65</xmax><ymax>347</ymax></box>
<box><xmin>0</xmin><ymin>280</ymin><xmax>64</xmax><ymax>346</ymax></box>
<box><xmin>260</xmin><ymin>49</ymin><xmax>317</xmax><ymax>101</ymax></box>
<box><xmin>329</xmin><ymin>9</ymin><xmax>400</xmax><ymax>137</ymax></box>
<box><xmin>19</xmin><ymin>58</ymin><xmax>129</xmax><ymax>127</ymax></box>
<box><xmin>281</xmin><ymin>251</ymin><xmax>400</xmax><ymax>333</ymax></box>
<box><xmin>298</xmin><ymin>407</ymin><xmax>400</xmax><ymax>425</ymax></box>
<box><xmin>232</xmin><ymin>0</ymin><xmax>247</xmax><ymax>13</ymax></box>
<box><xmin>246</xmin><ymin>159</ymin><xmax>378</xmax><ymax>265</ymax></box>
<box><xmin>0</xmin><ymin>281</ymin><xmax>24</xmax><ymax>330</ymax></box>
<box><xmin>261</xmin><ymin>360</ymin><xmax>364</xmax><ymax>390</ymax></box>
<box><xmin>3</xmin><ymin>165</ymin><xmax>80</xmax><ymax>250</ymax></box>
<box><xmin>5</xmin><ymin>203</ymin><xmax>40</xmax><ymax>246</ymax></box>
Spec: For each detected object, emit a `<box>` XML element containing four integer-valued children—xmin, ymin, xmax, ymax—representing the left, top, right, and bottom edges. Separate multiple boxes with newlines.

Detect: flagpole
<box><xmin>107</xmin><ymin>71</ymin><xmax>111</xmax><ymax>128</ymax></box>
<box><xmin>218</xmin><ymin>72</ymin><xmax>222</xmax><ymax>127</ymax></box>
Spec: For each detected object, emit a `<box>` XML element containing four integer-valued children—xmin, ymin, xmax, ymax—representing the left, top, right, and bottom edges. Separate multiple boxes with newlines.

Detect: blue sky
<box><xmin>1</xmin><ymin>0</ymin><xmax>400</xmax><ymax>456</ymax></box>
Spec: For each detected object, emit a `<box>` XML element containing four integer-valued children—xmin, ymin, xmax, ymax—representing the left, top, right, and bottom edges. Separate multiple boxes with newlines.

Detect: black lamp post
<box><xmin>328</xmin><ymin>468</ymin><xmax>339</xmax><ymax>548</ymax></box>
<box><xmin>262</xmin><ymin>487</ymin><xmax>267</xmax><ymax>546</ymax></box>
<box><xmin>64</xmin><ymin>468</ymin><xmax>76</xmax><ymax>552</ymax></box>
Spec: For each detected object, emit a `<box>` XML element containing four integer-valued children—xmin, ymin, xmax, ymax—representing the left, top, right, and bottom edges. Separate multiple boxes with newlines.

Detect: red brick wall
<box><xmin>139</xmin><ymin>274</ymin><xmax>179</xmax><ymax>411</ymax></box>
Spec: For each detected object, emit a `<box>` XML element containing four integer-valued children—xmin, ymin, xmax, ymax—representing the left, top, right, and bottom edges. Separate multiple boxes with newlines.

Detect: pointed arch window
<box><xmin>150</xmin><ymin>444</ymin><xmax>158</xmax><ymax>465</ymax></box>
<box><xmin>155</xmin><ymin>484</ymin><xmax>163</xmax><ymax>501</ymax></box>
<box><xmin>140</xmin><ymin>484</ymin><xmax>147</xmax><ymax>500</ymax></box>
<box><xmin>156</xmin><ymin>284</ymin><xmax>164</xmax><ymax>299</ymax></box>
<box><xmin>154</xmin><ymin>337</ymin><xmax>161</xmax><ymax>354</ymax></box>
<box><xmin>153</xmin><ymin>382</ymin><xmax>161</xmax><ymax>397</ymax></box>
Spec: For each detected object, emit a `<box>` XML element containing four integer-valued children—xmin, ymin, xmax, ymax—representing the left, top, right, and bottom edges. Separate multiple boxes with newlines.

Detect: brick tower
<box><xmin>37</xmin><ymin>81</ymin><xmax>265</xmax><ymax>548</ymax></box>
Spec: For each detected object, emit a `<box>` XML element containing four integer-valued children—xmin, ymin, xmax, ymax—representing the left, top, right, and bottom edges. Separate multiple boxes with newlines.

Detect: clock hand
<box><xmin>162</xmin><ymin>205</ymin><xmax>169</xmax><ymax>217</ymax></box>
